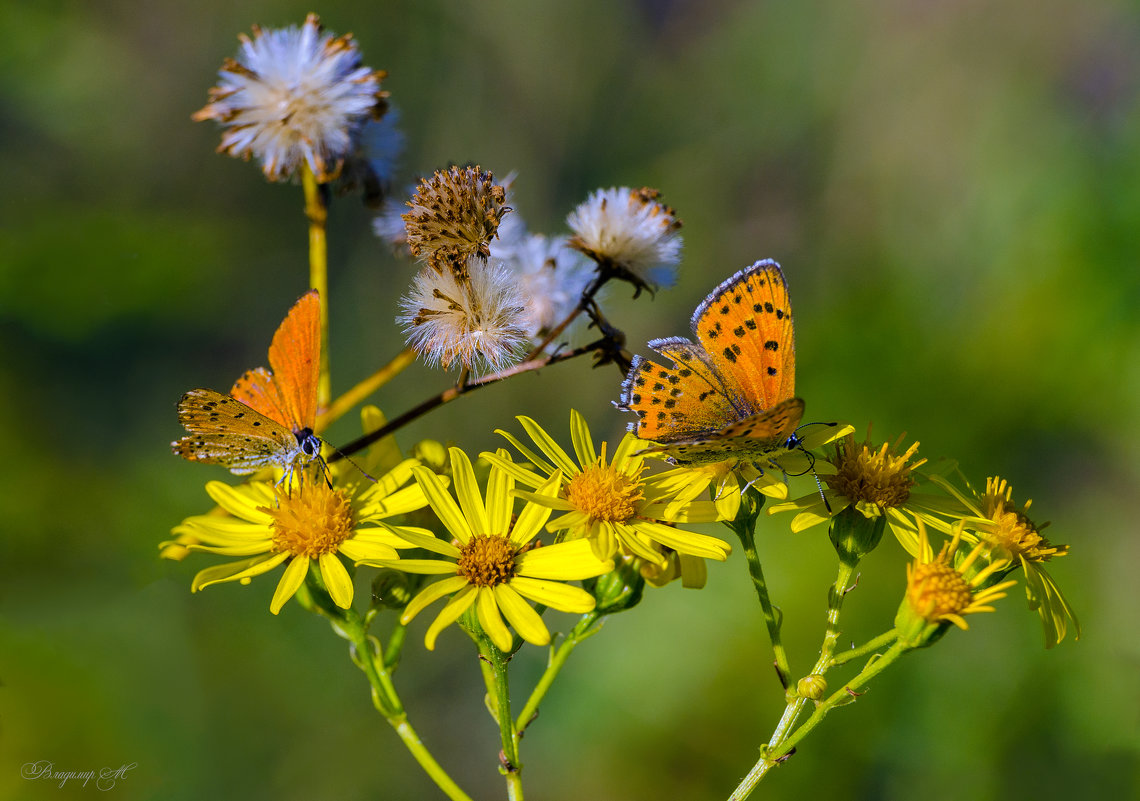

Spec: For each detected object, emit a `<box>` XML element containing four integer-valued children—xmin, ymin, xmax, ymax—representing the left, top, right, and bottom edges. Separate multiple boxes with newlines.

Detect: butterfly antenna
<box><xmin>787</xmin><ymin>423</ymin><xmax>835</xmax><ymax>514</ymax></box>
<box><xmin>325</xmin><ymin>444</ymin><xmax>377</xmax><ymax>484</ymax></box>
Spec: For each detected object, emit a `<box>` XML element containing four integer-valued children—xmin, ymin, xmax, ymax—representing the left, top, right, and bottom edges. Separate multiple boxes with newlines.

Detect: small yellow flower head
<box><xmin>402</xmin><ymin>165</ymin><xmax>509</xmax><ymax>268</ymax></box>
<box><xmin>264</xmin><ymin>482</ymin><xmax>355</xmax><ymax>558</ymax></box>
<box><xmin>365</xmin><ymin>448</ymin><xmax>613</xmax><ymax>652</ymax></box>
<box><xmin>485</xmin><ymin>411</ymin><xmax>731</xmax><ymax>569</ymax></box>
<box><xmin>827</xmin><ymin>429</ymin><xmax>925</xmax><ymax>511</ymax></box>
<box><xmin>896</xmin><ymin>520</ymin><xmax>1017</xmax><ymax>648</ymax></box>
<box><xmin>193</xmin><ymin>13</ymin><xmax>388</xmax><ymax>182</ymax></box>
<box><xmin>165</xmin><ymin>455</ymin><xmax>429</xmax><ymax>615</ymax></box>
<box><xmin>981</xmin><ymin>477</ymin><xmax>1067</xmax><ymax>562</ymax></box>
<box><xmin>566</xmin><ymin>186</ymin><xmax>682</xmax><ymax>294</ymax></box>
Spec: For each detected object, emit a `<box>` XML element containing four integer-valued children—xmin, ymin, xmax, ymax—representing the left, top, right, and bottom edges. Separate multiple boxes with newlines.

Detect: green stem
<box><xmin>727</xmin><ymin>558</ymin><xmax>880</xmax><ymax>801</ymax></box>
<box><xmin>384</xmin><ymin>621</ymin><xmax>408</xmax><ymax>670</ymax></box>
<box><xmin>731</xmin><ymin>513</ymin><xmax>792</xmax><ymax>687</ymax></box>
<box><xmin>515</xmin><ymin>612</ymin><xmax>604</xmax><ymax>733</ymax></box>
<box><xmin>477</xmin><ymin>634</ymin><xmax>523</xmax><ymax>801</ymax></box>
<box><xmin>338</xmin><ymin>610</ymin><xmax>471</xmax><ymax>801</ymax></box>
<box><xmin>829</xmin><ymin>629</ymin><xmax>899</xmax><ymax>668</ymax></box>
<box><xmin>301</xmin><ymin>164</ymin><xmax>331</xmax><ymax>410</ymax></box>
<box><xmin>771</xmin><ymin>640</ymin><xmax>908</xmax><ymax>758</ymax></box>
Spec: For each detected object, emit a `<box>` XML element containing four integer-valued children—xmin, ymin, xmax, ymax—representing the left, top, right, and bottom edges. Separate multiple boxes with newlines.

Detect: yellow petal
<box><xmin>517</xmin><ymin>538</ymin><xmax>612</xmax><ymax>579</ymax></box>
<box><xmin>475</xmin><ymin>587</ymin><xmax>513</xmax><ymax>652</ymax></box>
<box><xmin>403</xmin><ymin>576</ymin><xmax>470</xmax><ymax>624</ymax></box>
<box><xmin>494</xmin><ymin>584</ymin><xmax>550</xmax><ymax>646</ymax></box>
<box><xmin>509</xmin><ymin>577</ymin><xmax>596</xmax><ymax>613</ymax></box>
<box><xmin>412</xmin><ymin>465</ymin><xmax>472</xmax><ymax>544</ymax></box>
<box><xmin>509</xmin><ymin>473</ymin><xmax>561</xmax><ymax>547</ymax></box>
<box><xmin>485</xmin><ymin>451</ymin><xmax>514</xmax><ymax>536</ymax></box>
<box><xmin>631</xmin><ymin>520</ymin><xmax>731</xmax><ymax>560</ymax></box>
<box><xmin>568</xmin><ymin>409</ymin><xmax>597</xmax><ymax>467</ymax></box>
<box><xmin>450</xmin><ymin>447</ymin><xmax>488</xmax><ymax>537</ymax></box>
<box><xmin>191</xmin><ymin>552</ymin><xmax>288</xmax><ymax>592</ymax></box>
<box><xmin>517</xmin><ymin>416</ymin><xmax>579</xmax><ymax>476</ymax></box>
<box><xmin>270</xmin><ymin>555</ymin><xmax>309</xmax><ymax>614</ymax></box>
<box><xmin>318</xmin><ymin>553</ymin><xmax>354</xmax><ymax>609</ymax></box>
<box><xmin>423</xmin><ymin>584</ymin><xmax>477</xmax><ymax>650</ymax></box>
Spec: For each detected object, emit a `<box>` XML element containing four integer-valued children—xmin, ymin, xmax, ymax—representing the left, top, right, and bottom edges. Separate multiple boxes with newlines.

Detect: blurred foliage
<box><xmin>1</xmin><ymin>1</ymin><xmax>1138</xmax><ymax>799</ymax></box>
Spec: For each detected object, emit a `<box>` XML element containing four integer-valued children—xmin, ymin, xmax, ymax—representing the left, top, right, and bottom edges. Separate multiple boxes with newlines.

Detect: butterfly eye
<box><xmin>297</xmin><ymin>429</ymin><xmax>322</xmax><ymax>458</ymax></box>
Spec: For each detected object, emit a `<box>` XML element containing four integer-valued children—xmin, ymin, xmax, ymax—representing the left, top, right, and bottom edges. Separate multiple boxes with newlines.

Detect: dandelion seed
<box><xmin>194</xmin><ymin>13</ymin><xmax>388</xmax><ymax>182</ymax></box>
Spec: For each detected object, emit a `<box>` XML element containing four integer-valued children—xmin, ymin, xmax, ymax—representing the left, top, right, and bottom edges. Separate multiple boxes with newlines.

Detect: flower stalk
<box><xmin>301</xmin><ymin>164</ymin><xmax>331</xmax><ymax>409</ymax></box>
<box><xmin>726</xmin><ymin>491</ymin><xmax>792</xmax><ymax>687</ymax></box>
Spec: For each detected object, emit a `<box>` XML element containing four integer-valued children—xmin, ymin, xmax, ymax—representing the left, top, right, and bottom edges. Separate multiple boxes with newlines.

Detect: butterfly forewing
<box><xmin>266</xmin><ymin>290</ymin><xmax>319</xmax><ymax>432</ymax></box>
<box><xmin>231</xmin><ymin>366</ymin><xmax>294</xmax><ymax>428</ymax></box>
<box><xmin>620</xmin><ymin>259</ymin><xmax>807</xmax><ymax>464</ymax></box>
<box><xmin>691</xmin><ymin>260</ymin><xmax>795</xmax><ymax>412</ymax></box>
<box><xmin>172</xmin><ymin>389</ymin><xmax>303</xmax><ymax>474</ymax></box>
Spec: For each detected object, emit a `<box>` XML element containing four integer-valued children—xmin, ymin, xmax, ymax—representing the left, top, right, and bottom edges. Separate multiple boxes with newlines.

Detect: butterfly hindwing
<box><xmin>619</xmin><ymin>337</ymin><xmax>751</xmax><ymax>442</ymax></box>
<box><xmin>172</xmin><ymin>389</ymin><xmax>302</xmax><ymax>474</ymax></box>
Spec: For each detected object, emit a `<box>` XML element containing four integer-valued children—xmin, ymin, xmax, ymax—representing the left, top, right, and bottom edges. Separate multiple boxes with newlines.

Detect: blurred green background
<box><xmin>2</xmin><ymin>0</ymin><xmax>1137</xmax><ymax>799</ymax></box>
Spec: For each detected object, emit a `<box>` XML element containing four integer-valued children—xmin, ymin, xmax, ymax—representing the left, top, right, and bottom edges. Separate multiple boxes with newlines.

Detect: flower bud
<box><xmin>371</xmin><ymin>569</ymin><xmax>413</xmax><ymax>611</ymax></box>
<box><xmin>796</xmin><ymin>674</ymin><xmax>828</xmax><ymax>701</ymax></box>
<box><xmin>590</xmin><ymin>558</ymin><xmax>645</xmax><ymax>614</ymax></box>
<box><xmin>828</xmin><ymin>504</ymin><xmax>886</xmax><ymax>566</ymax></box>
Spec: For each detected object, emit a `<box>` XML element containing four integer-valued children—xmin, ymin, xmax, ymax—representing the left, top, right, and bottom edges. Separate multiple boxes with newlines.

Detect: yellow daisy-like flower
<box><xmin>166</xmin><ymin>457</ymin><xmax>427</xmax><ymax>614</ymax></box>
<box><xmin>896</xmin><ymin>520</ymin><xmax>1017</xmax><ymax>647</ymax></box>
<box><xmin>930</xmin><ymin>473</ymin><xmax>1079</xmax><ymax>648</ymax></box>
<box><xmin>768</xmin><ymin>427</ymin><xmax>968</xmax><ymax>555</ymax></box>
<box><xmin>484</xmin><ymin>410</ymin><xmax>731</xmax><ymax>566</ymax></box>
<box><xmin>364</xmin><ymin>448</ymin><xmax>613</xmax><ymax>652</ymax></box>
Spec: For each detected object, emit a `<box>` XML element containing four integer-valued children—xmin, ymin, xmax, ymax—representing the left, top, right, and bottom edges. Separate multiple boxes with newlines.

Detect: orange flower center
<box><xmin>826</xmin><ymin>434</ymin><xmax>923</xmax><ymax>508</ymax></box>
<box><xmin>456</xmin><ymin>535</ymin><xmax>517</xmax><ymax>587</ymax></box>
<box><xmin>566</xmin><ymin>464</ymin><xmax>643</xmax><ymax>523</ymax></box>
<box><xmin>263</xmin><ymin>483</ymin><xmax>355</xmax><ymax>558</ymax></box>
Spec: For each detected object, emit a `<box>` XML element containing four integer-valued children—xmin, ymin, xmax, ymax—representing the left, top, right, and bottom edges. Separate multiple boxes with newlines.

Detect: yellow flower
<box><xmin>364</xmin><ymin>448</ymin><xmax>613</xmax><ymax>652</ymax></box>
<box><xmin>485</xmin><ymin>410</ymin><xmax>732</xmax><ymax>567</ymax></box>
<box><xmin>896</xmin><ymin>520</ymin><xmax>1017</xmax><ymax>647</ymax></box>
<box><xmin>768</xmin><ymin>427</ymin><xmax>968</xmax><ymax>555</ymax></box>
<box><xmin>930</xmin><ymin>474</ymin><xmax>1079</xmax><ymax>648</ymax></box>
<box><xmin>166</xmin><ymin>458</ymin><xmax>427</xmax><ymax>614</ymax></box>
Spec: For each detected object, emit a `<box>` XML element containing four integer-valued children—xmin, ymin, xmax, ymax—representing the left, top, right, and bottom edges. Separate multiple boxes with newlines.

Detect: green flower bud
<box><xmin>796</xmin><ymin>674</ymin><xmax>828</xmax><ymax>701</ymax></box>
<box><xmin>829</xmin><ymin>504</ymin><xmax>886</xmax><ymax>566</ymax></box>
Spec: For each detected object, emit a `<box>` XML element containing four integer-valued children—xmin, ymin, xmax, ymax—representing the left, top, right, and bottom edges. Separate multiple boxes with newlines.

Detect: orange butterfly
<box><xmin>172</xmin><ymin>290</ymin><xmax>322</xmax><ymax>483</ymax></box>
<box><xmin>618</xmin><ymin>259</ymin><xmax>804</xmax><ymax>464</ymax></box>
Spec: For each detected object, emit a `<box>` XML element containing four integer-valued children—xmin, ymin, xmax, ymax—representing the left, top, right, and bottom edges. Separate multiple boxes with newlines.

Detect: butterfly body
<box><xmin>618</xmin><ymin>259</ymin><xmax>803</xmax><ymax>465</ymax></box>
<box><xmin>172</xmin><ymin>291</ymin><xmax>323</xmax><ymax>482</ymax></box>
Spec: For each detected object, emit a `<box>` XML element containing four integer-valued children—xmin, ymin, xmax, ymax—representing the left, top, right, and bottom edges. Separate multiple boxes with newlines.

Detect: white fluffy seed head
<box><xmin>398</xmin><ymin>257</ymin><xmax>529</xmax><ymax>374</ymax></box>
<box><xmin>566</xmin><ymin>186</ymin><xmax>682</xmax><ymax>291</ymax></box>
<box><xmin>194</xmin><ymin>13</ymin><xmax>388</xmax><ymax>182</ymax></box>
